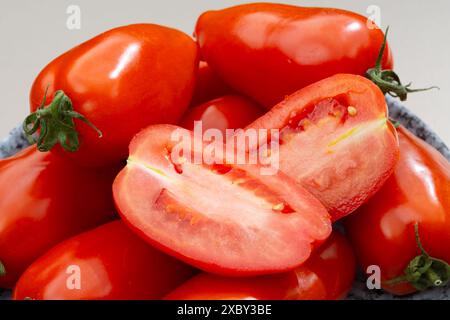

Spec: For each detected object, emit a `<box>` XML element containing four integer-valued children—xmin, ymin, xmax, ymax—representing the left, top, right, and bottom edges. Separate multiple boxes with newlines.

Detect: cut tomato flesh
<box><xmin>113</xmin><ymin>125</ymin><xmax>331</xmax><ymax>275</ymax></box>
<box><xmin>246</xmin><ymin>74</ymin><xmax>399</xmax><ymax>220</ymax></box>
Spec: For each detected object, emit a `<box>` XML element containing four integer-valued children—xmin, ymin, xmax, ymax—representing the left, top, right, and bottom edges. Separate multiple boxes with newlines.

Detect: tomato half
<box><xmin>113</xmin><ymin>124</ymin><xmax>331</xmax><ymax>276</ymax></box>
<box><xmin>245</xmin><ymin>74</ymin><xmax>399</xmax><ymax>221</ymax></box>
<box><xmin>27</xmin><ymin>24</ymin><xmax>198</xmax><ymax>167</ymax></box>
<box><xmin>165</xmin><ymin>232</ymin><xmax>356</xmax><ymax>300</ymax></box>
<box><xmin>13</xmin><ymin>221</ymin><xmax>195</xmax><ymax>300</ymax></box>
<box><xmin>195</xmin><ymin>3</ymin><xmax>393</xmax><ymax>108</ymax></box>
<box><xmin>180</xmin><ymin>94</ymin><xmax>264</xmax><ymax>134</ymax></box>
<box><xmin>190</xmin><ymin>61</ymin><xmax>232</xmax><ymax>107</ymax></box>
<box><xmin>0</xmin><ymin>146</ymin><xmax>117</xmax><ymax>288</ymax></box>
<box><xmin>345</xmin><ymin>126</ymin><xmax>450</xmax><ymax>295</ymax></box>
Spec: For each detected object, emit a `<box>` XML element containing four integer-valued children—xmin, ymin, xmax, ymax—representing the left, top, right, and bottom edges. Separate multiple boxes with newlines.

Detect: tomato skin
<box><xmin>0</xmin><ymin>146</ymin><xmax>117</xmax><ymax>288</ymax></box>
<box><xmin>195</xmin><ymin>3</ymin><xmax>393</xmax><ymax>108</ymax></box>
<box><xmin>190</xmin><ymin>61</ymin><xmax>232</xmax><ymax>107</ymax></box>
<box><xmin>165</xmin><ymin>232</ymin><xmax>356</xmax><ymax>300</ymax></box>
<box><xmin>13</xmin><ymin>221</ymin><xmax>196</xmax><ymax>300</ymax></box>
<box><xmin>30</xmin><ymin>24</ymin><xmax>198</xmax><ymax>167</ymax></box>
<box><xmin>345</xmin><ymin>126</ymin><xmax>450</xmax><ymax>295</ymax></box>
<box><xmin>180</xmin><ymin>94</ymin><xmax>264</xmax><ymax>134</ymax></box>
<box><xmin>165</xmin><ymin>272</ymin><xmax>299</xmax><ymax>300</ymax></box>
<box><xmin>298</xmin><ymin>232</ymin><xmax>356</xmax><ymax>300</ymax></box>
<box><xmin>246</xmin><ymin>74</ymin><xmax>399</xmax><ymax>221</ymax></box>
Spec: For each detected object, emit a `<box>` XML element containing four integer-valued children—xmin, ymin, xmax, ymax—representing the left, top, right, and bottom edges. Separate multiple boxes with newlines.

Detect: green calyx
<box><xmin>23</xmin><ymin>89</ymin><xmax>102</xmax><ymax>153</ymax></box>
<box><xmin>389</xmin><ymin>119</ymin><xmax>401</xmax><ymax>128</ymax></box>
<box><xmin>366</xmin><ymin>27</ymin><xmax>438</xmax><ymax>101</ymax></box>
<box><xmin>385</xmin><ymin>223</ymin><xmax>450</xmax><ymax>291</ymax></box>
<box><xmin>0</xmin><ymin>260</ymin><xmax>5</xmax><ymax>277</ymax></box>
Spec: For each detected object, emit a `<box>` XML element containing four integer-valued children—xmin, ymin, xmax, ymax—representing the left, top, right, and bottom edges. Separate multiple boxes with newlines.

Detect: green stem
<box><xmin>385</xmin><ymin>223</ymin><xmax>450</xmax><ymax>291</ymax></box>
<box><xmin>366</xmin><ymin>27</ymin><xmax>439</xmax><ymax>101</ymax></box>
<box><xmin>414</xmin><ymin>223</ymin><xmax>427</xmax><ymax>255</ymax></box>
<box><xmin>389</xmin><ymin>119</ymin><xmax>401</xmax><ymax>128</ymax></box>
<box><xmin>0</xmin><ymin>260</ymin><xmax>5</xmax><ymax>277</ymax></box>
<box><xmin>23</xmin><ymin>90</ymin><xmax>102</xmax><ymax>153</ymax></box>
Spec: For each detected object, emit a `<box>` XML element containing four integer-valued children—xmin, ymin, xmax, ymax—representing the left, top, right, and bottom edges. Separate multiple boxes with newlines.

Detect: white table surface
<box><xmin>1</xmin><ymin>0</ymin><xmax>449</xmax><ymax>143</ymax></box>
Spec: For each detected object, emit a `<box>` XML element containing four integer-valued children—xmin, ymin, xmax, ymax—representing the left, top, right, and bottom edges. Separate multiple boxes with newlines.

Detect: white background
<box><xmin>1</xmin><ymin>0</ymin><xmax>449</xmax><ymax>143</ymax></box>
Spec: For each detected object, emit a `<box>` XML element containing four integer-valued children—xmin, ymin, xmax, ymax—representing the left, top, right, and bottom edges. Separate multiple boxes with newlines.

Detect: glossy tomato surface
<box><xmin>180</xmin><ymin>94</ymin><xmax>264</xmax><ymax>134</ymax></box>
<box><xmin>0</xmin><ymin>146</ymin><xmax>117</xmax><ymax>288</ymax></box>
<box><xmin>165</xmin><ymin>232</ymin><xmax>356</xmax><ymax>300</ymax></box>
<box><xmin>190</xmin><ymin>61</ymin><xmax>232</xmax><ymax>107</ymax></box>
<box><xmin>195</xmin><ymin>3</ymin><xmax>393</xmax><ymax>108</ymax></box>
<box><xmin>246</xmin><ymin>74</ymin><xmax>399</xmax><ymax>221</ymax></box>
<box><xmin>113</xmin><ymin>124</ymin><xmax>331</xmax><ymax>276</ymax></box>
<box><xmin>345</xmin><ymin>126</ymin><xmax>450</xmax><ymax>295</ymax></box>
<box><xmin>13</xmin><ymin>221</ymin><xmax>196</xmax><ymax>300</ymax></box>
<box><xmin>30</xmin><ymin>24</ymin><xmax>198</xmax><ymax>167</ymax></box>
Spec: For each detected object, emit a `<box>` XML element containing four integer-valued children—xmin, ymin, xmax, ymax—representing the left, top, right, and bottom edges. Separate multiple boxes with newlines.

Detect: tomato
<box><xmin>13</xmin><ymin>221</ymin><xmax>195</xmax><ymax>300</ymax></box>
<box><xmin>345</xmin><ymin>126</ymin><xmax>450</xmax><ymax>295</ymax></box>
<box><xmin>113</xmin><ymin>124</ymin><xmax>331</xmax><ymax>276</ymax></box>
<box><xmin>180</xmin><ymin>94</ymin><xmax>264</xmax><ymax>134</ymax></box>
<box><xmin>245</xmin><ymin>74</ymin><xmax>399</xmax><ymax>221</ymax></box>
<box><xmin>0</xmin><ymin>146</ymin><xmax>117</xmax><ymax>288</ymax></box>
<box><xmin>195</xmin><ymin>3</ymin><xmax>393</xmax><ymax>108</ymax></box>
<box><xmin>25</xmin><ymin>24</ymin><xmax>198</xmax><ymax>167</ymax></box>
<box><xmin>190</xmin><ymin>61</ymin><xmax>232</xmax><ymax>107</ymax></box>
<box><xmin>166</xmin><ymin>271</ymin><xmax>299</xmax><ymax>301</ymax></box>
<box><xmin>165</xmin><ymin>232</ymin><xmax>356</xmax><ymax>300</ymax></box>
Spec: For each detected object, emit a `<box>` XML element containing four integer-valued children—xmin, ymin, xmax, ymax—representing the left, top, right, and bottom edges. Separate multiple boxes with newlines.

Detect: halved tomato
<box><xmin>113</xmin><ymin>124</ymin><xmax>331</xmax><ymax>275</ymax></box>
<box><xmin>246</xmin><ymin>74</ymin><xmax>399</xmax><ymax>221</ymax></box>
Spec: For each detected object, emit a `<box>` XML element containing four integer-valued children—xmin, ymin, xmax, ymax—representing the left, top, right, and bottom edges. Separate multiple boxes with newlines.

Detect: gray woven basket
<box><xmin>0</xmin><ymin>96</ymin><xmax>449</xmax><ymax>300</ymax></box>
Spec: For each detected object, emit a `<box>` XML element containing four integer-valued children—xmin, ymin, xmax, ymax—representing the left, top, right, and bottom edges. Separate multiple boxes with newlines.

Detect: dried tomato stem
<box><xmin>366</xmin><ymin>27</ymin><xmax>439</xmax><ymax>101</ymax></box>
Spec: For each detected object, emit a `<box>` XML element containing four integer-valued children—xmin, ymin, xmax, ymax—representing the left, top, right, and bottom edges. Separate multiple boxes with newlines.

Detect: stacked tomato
<box><xmin>1</xmin><ymin>3</ymin><xmax>448</xmax><ymax>300</ymax></box>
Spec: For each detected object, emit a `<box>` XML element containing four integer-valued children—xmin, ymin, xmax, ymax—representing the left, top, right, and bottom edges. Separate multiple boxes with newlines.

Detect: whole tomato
<box><xmin>165</xmin><ymin>232</ymin><xmax>356</xmax><ymax>300</ymax></box>
<box><xmin>180</xmin><ymin>94</ymin><xmax>264</xmax><ymax>134</ymax></box>
<box><xmin>0</xmin><ymin>146</ymin><xmax>117</xmax><ymax>288</ymax></box>
<box><xmin>345</xmin><ymin>126</ymin><xmax>450</xmax><ymax>295</ymax></box>
<box><xmin>195</xmin><ymin>3</ymin><xmax>393</xmax><ymax>108</ymax></box>
<box><xmin>190</xmin><ymin>61</ymin><xmax>232</xmax><ymax>107</ymax></box>
<box><xmin>13</xmin><ymin>221</ymin><xmax>196</xmax><ymax>300</ymax></box>
<box><xmin>25</xmin><ymin>24</ymin><xmax>198</xmax><ymax>167</ymax></box>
